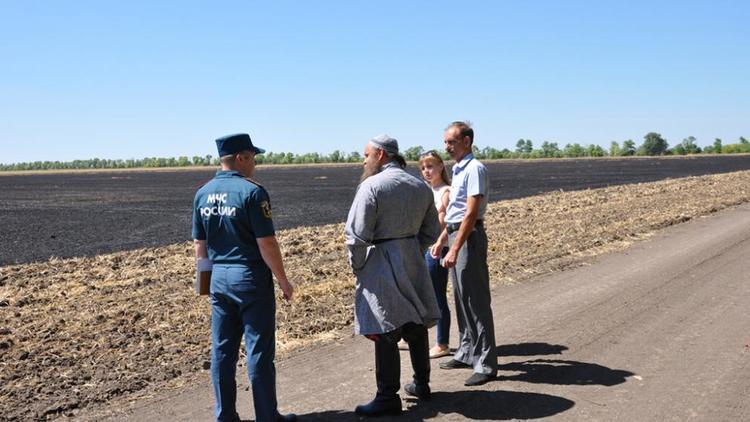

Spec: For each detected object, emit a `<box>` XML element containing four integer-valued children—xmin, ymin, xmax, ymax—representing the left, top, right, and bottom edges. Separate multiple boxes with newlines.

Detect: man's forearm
<box><xmin>449</xmin><ymin>211</ymin><xmax>478</xmax><ymax>254</ymax></box>
<box><xmin>194</xmin><ymin>239</ymin><xmax>208</xmax><ymax>259</ymax></box>
<box><xmin>448</xmin><ymin>194</ymin><xmax>482</xmax><ymax>252</ymax></box>
<box><xmin>436</xmin><ymin>228</ymin><xmax>449</xmax><ymax>246</ymax></box>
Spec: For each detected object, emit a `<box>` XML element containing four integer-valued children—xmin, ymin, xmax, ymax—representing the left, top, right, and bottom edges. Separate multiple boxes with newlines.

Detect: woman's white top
<box><xmin>432</xmin><ymin>184</ymin><xmax>450</xmax><ymax>211</ymax></box>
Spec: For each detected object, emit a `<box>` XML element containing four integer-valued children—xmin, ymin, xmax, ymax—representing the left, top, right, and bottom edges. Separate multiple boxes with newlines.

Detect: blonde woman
<box><xmin>398</xmin><ymin>150</ymin><xmax>452</xmax><ymax>358</ymax></box>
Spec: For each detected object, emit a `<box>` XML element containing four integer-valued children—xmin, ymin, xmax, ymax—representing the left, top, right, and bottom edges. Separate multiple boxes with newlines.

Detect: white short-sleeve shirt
<box><xmin>445</xmin><ymin>153</ymin><xmax>489</xmax><ymax>224</ymax></box>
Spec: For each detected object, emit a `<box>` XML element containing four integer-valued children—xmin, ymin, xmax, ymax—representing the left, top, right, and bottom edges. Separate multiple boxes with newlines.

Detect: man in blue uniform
<box><xmin>192</xmin><ymin>133</ymin><xmax>296</xmax><ymax>422</ymax></box>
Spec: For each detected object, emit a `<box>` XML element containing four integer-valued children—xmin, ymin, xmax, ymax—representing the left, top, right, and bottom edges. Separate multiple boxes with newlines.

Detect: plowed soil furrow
<box><xmin>2</xmin><ymin>155</ymin><xmax>750</xmax><ymax>265</ymax></box>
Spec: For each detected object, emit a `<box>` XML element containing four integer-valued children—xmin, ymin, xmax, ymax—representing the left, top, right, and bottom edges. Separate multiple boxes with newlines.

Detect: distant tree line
<box><xmin>2</xmin><ymin>133</ymin><xmax>749</xmax><ymax>171</ymax></box>
<box><xmin>401</xmin><ymin>133</ymin><xmax>749</xmax><ymax>161</ymax></box>
<box><xmin>0</xmin><ymin>151</ymin><xmax>364</xmax><ymax>171</ymax></box>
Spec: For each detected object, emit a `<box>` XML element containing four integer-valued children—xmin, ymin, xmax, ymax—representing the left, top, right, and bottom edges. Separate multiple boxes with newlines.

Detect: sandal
<box><xmin>429</xmin><ymin>345</ymin><xmax>450</xmax><ymax>358</ymax></box>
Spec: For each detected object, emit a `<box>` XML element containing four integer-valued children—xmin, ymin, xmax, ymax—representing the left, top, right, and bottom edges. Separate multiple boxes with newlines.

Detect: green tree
<box><xmin>622</xmin><ymin>140</ymin><xmax>636</xmax><ymax>156</ymax></box>
<box><xmin>403</xmin><ymin>146</ymin><xmax>424</xmax><ymax>161</ymax></box>
<box><xmin>541</xmin><ymin>141</ymin><xmax>561</xmax><ymax>158</ymax></box>
<box><xmin>481</xmin><ymin>146</ymin><xmax>503</xmax><ymax>159</ymax></box>
<box><xmin>524</xmin><ymin>139</ymin><xmax>533</xmax><ymax>154</ymax></box>
<box><xmin>609</xmin><ymin>141</ymin><xmax>621</xmax><ymax>157</ymax></box>
<box><xmin>515</xmin><ymin>139</ymin><xmax>526</xmax><ymax>154</ymax></box>
<box><xmin>586</xmin><ymin>144</ymin><xmax>606</xmax><ymax>157</ymax></box>
<box><xmin>329</xmin><ymin>150</ymin><xmax>342</xmax><ymax>163</ymax></box>
<box><xmin>563</xmin><ymin>143</ymin><xmax>585</xmax><ymax>157</ymax></box>
<box><xmin>719</xmin><ymin>138</ymin><xmax>750</xmax><ymax>154</ymax></box>
<box><xmin>738</xmin><ymin>137</ymin><xmax>750</xmax><ymax>153</ymax></box>
<box><xmin>640</xmin><ymin>132</ymin><xmax>669</xmax><ymax>156</ymax></box>
<box><xmin>680</xmin><ymin>136</ymin><xmax>701</xmax><ymax>154</ymax></box>
<box><xmin>713</xmin><ymin>138</ymin><xmax>723</xmax><ymax>154</ymax></box>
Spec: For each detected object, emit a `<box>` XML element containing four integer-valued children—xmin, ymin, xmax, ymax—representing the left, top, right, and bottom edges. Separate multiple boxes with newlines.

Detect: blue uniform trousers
<box><xmin>210</xmin><ymin>264</ymin><xmax>277</xmax><ymax>422</ymax></box>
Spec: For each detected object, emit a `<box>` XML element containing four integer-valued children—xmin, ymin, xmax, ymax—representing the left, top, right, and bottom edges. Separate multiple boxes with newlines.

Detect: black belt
<box><xmin>373</xmin><ymin>235</ymin><xmax>416</xmax><ymax>244</ymax></box>
<box><xmin>446</xmin><ymin>219</ymin><xmax>483</xmax><ymax>234</ymax></box>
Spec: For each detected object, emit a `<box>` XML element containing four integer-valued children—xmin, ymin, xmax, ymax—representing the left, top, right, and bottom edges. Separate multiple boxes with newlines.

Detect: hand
<box><xmin>429</xmin><ymin>237</ymin><xmax>447</xmax><ymax>258</ymax></box>
<box><xmin>429</xmin><ymin>243</ymin><xmax>442</xmax><ymax>259</ymax></box>
<box><xmin>278</xmin><ymin>279</ymin><xmax>294</xmax><ymax>302</ymax></box>
<box><xmin>441</xmin><ymin>248</ymin><xmax>458</xmax><ymax>269</ymax></box>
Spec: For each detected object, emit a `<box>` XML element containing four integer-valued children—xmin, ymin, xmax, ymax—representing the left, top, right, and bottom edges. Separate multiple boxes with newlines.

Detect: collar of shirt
<box><xmin>452</xmin><ymin>153</ymin><xmax>475</xmax><ymax>174</ymax></box>
<box><xmin>381</xmin><ymin>162</ymin><xmax>401</xmax><ymax>171</ymax></box>
<box><xmin>215</xmin><ymin>170</ymin><xmax>243</xmax><ymax>178</ymax></box>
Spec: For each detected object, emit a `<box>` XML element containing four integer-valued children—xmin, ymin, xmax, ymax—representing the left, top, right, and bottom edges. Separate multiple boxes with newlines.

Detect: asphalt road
<box><xmin>91</xmin><ymin>202</ymin><xmax>750</xmax><ymax>421</ymax></box>
<box><xmin>2</xmin><ymin>155</ymin><xmax>750</xmax><ymax>265</ymax></box>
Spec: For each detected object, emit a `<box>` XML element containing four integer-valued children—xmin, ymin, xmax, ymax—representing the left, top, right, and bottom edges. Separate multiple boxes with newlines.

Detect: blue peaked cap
<box><xmin>215</xmin><ymin>133</ymin><xmax>265</xmax><ymax>157</ymax></box>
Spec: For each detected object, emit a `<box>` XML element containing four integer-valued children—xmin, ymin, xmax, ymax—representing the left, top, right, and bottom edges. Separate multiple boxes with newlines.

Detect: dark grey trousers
<box><xmin>373</xmin><ymin>323</ymin><xmax>430</xmax><ymax>399</ymax></box>
<box><xmin>449</xmin><ymin>225</ymin><xmax>498</xmax><ymax>375</ymax></box>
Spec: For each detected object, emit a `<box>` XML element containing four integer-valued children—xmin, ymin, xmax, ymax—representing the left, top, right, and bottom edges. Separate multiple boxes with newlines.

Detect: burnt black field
<box><xmin>2</xmin><ymin>155</ymin><xmax>750</xmax><ymax>265</ymax></box>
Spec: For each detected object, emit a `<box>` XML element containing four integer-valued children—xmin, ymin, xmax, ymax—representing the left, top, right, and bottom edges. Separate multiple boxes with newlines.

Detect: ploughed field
<box><xmin>2</xmin><ymin>155</ymin><xmax>750</xmax><ymax>265</ymax></box>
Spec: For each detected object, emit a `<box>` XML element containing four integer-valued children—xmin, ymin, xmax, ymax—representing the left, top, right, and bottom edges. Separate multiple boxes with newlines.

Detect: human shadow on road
<box><xmin>295</xmin><ymin>390</ymin><xmax>574</xmax><ymax>421</ymax></box>
<box><xmin>496</xmin><ymin>342</ymin><xmax>569</xmax><ymax>357</ymax></box>
<box><xmin>497</xmin><ymin>359</ymin><xmax>634</xmax><ymax>386</ymax></box>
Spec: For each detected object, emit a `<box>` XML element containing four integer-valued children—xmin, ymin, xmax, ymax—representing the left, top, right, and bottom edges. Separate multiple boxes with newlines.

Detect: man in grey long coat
<box><xmin>345</xmin><ymin>134</ymin><xmax>441</xmax><ymax>417</ymax></box>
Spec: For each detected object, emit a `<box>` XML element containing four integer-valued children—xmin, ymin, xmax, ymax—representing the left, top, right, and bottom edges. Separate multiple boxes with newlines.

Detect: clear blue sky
<box><xmin>1</xmin><ymin>1</ymin><xmax>748</xmax><ymax>164</ymax></box>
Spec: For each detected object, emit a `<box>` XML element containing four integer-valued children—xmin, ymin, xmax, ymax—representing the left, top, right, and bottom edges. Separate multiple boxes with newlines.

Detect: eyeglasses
<box><xmin>419</xmin><ymin>150</ymin><xmax>440</xmax><ymax>158</ymax></box>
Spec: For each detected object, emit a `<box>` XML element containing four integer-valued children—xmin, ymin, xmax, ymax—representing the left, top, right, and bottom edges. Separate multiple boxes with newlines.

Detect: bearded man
<box><xmin>345</xmin><ymin>134</ymin><xmax>441</xmax><ymax>417</ymax></box>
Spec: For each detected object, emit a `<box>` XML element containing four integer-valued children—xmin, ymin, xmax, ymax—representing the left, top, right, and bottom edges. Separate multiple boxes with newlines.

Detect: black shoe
<box><xmin>354</xmin><ymin>396</ymin><xmax>402</xmax><ymax>417</ymax></box>
<box><xmin>439</xmin><ymin>359</ymin><xmax>471</xmax><ymax>370</ymax></box>
<box><xmin>404</xmin><ymin>382</ymin><xmax>431</xmax><ymax>400</ymax></box>
<box><xmin>464</xmin><ymin>372</ymin><xmax>495</xmax><ymax>386</ymax></box>
<box><xmin>276</xmin><ymin>412</ymin><xmax>298</xmax><ymax>422</ymax></box>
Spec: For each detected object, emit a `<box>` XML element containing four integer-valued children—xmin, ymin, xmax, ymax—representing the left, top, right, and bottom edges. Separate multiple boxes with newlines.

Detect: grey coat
<box><xmin>345</xmin><ymin>162</ymin><xmax>441</xmax><ymax>335</ymax></box>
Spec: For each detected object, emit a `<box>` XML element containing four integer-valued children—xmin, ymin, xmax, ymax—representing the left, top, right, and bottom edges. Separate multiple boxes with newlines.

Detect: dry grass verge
<box><xmin>1</xmin><ymin>171</ymin><xmax>749</xmax><ymax>420</ymax></box>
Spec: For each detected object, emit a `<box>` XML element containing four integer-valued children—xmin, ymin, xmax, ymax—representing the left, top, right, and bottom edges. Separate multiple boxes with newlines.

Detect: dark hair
<box><xmin>386</xmin><ymin>152</ymin><xmax>407</xmax><ymax>169</ymax></box>
<box><xmin>446</xmin><ymin>121</ymin><xmax>474</xmax><ymax>145</ymax></box>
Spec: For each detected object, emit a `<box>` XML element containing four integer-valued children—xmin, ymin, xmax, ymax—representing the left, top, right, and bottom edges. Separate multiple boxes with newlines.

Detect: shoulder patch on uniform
<box><xmin>243</xmin><ymin>177</ymin><xmax>264</xmax><ymax>188</ymax></box>
<box><xmin>260</xmin><ymin>200</ymin><xmax>272</xmax><ymax>218</ymax></box>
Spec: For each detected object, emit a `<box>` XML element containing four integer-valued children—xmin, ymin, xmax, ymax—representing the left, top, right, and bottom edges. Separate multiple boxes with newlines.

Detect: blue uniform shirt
<box><xmin>445</xmin><ymin>153</ymin><xmax>489</xmax><ymax>224</ymax></box>
<box><xmin>192</xmin><ymin>170</ymin><xmax>275</xmax><ymax>265</ymax></box>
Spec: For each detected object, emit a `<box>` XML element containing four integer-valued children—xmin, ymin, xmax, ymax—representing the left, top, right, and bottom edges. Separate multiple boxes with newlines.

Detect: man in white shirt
<box><xmin>432</xmin><ymin>121</ymin><xmax>497</xmax><ymax>386</ymax></box>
